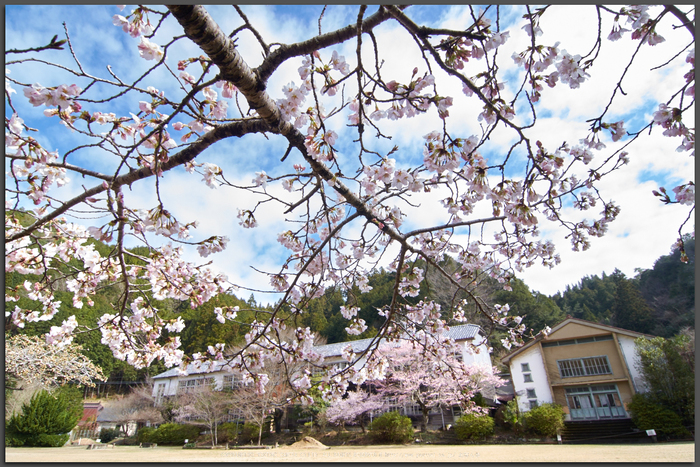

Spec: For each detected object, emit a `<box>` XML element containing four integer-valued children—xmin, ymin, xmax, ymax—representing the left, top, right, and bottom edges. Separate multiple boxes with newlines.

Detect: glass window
<box><xmin>558</xmin><ymin>356</ymin><xmax>611</xmax><ymax>378</ymax></box>
<box><xmin>521</xmin><ymin>363</ymin><xmax>531</xmax><ymax>372</ymax></box>
<box><xmin>527</xmin><ymin>389</ymin><xmax>537</xmax><ymax>398</ymax></box>
<box><xmin>524</xmin><ymin>373</ymin><xmax>533</xmax><ymax>382</ymax></box>
<box><xmin>529</xmin><ymin>400</ymin><xmax>538</xmax><ymax>409</ymax></box>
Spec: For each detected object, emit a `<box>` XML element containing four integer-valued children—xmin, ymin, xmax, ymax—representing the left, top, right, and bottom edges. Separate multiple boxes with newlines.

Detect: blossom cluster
<box><xmin>23</xmin><ymin>83</ymin><xmax>82</xmax><ymax>110</ymax></box>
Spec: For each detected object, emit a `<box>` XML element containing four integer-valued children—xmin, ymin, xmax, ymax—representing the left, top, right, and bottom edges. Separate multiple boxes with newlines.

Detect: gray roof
<box><xmin>95</xmin><ymin>402</ymin><xmax>120</xmax><ymax>422</ymax></box>
<box><xmin>314</xmin><ymin>324</ymin><xmax>481</xmax><ymax>358</ymax></box>
<box><xmin>152</xmin><ymin>359</ymin><xmax>233</xmax><ymax>379</ymax></box>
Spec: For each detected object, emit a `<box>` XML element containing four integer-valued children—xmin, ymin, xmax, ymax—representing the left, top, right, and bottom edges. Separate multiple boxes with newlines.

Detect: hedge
<box><xmin>454</xmin><ymin>411</ymin><xmax>495</xmax><ymax>440</ymax></box>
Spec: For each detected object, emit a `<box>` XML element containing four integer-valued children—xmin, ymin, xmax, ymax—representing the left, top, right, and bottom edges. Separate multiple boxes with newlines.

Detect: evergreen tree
<box><xmin>5</xmin><ymin>389</ymin><xmax>82</xmax><ymax>447</ymax></box>
<box><xmin>635</xmin><ymin>332</ymin><xmax>695</xmax><ymax>426</ymax></box>
<box><xmin>636</xmin><ymin>234</ymin><xmax>695</xmax><ymax>337</ymax></box>
<box><xmin>611</xmin><ymin>270</ymin><xmax>654</xmax><ymax>333</ymax></box>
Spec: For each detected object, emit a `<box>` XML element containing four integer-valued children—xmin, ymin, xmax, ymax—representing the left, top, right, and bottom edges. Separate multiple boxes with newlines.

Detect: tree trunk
<box><xmin>421</xmin><ymin>405</ymin><xmax>429</xmax><ymax>433</ymax></box>
<box><xmin>258</xmin><ymin>409</ymin><xmax>264</xmax><ymax>446</ymax></box>
<box><xmin>165</xmin><ymin>5</ymin><xmax>407</xmax><ymax>245</ymax></box>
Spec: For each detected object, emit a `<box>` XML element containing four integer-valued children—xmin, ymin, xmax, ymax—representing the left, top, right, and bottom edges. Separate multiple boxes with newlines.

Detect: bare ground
<box><xmin>5</xmin><ymin>442</ymin><xmax>694</xmax><ymax>463</ymax></box>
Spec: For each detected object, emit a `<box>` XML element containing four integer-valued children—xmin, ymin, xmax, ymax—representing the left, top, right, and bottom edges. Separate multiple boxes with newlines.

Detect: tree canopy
<box><xmin>5</xmin><ymin>5</ymin><xmax>695</xmax><ymax>402</ymax></box>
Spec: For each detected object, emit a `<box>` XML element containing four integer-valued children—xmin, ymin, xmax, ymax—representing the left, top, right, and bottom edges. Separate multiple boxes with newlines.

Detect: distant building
<box><xmin>71</xmin><ymin>400</ymin><xmax>139</xmax><ymax>441</ymax></box>
<box><xmin>313</xmin><ymin>323</ymin><xmax>493</xmax><ymax>376</ymax></box>
<box><xmin>151</xmin><ymin>324</ymin><xmax>500</xmax><ymax>429</ymax></box>
<box><xmin>501</xmin><ymin>317</ymin><xmax>651</xmax><ymax>421</ymax></box>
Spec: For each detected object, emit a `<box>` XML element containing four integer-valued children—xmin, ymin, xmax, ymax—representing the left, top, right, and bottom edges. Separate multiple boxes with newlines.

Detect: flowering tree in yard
<box><xmin>174</xmin><ymin>384</ymin><xmax>233</xmax><ymax>447</ymax></box>
<box><xmin>4</xmin><ymin>5</ymin><xmax>695</xmax><ymax>405</ymax></box>
<box><xmin>367</xmin><ymin>340</ymin><xmax>504</xmax><ymax>433</ymax></box>
<box><xmin>227</xmin><ymin>359</ymin><xmax>297</xmax><ymax>445</ymax></box>
<box><xmin>324</xmin><ymin>387</ymin><xmax>386</xmax><ymax>432</ymax></box>
<box><xmin>5</xmin><ymin>334</ymin><xmax>106</xmax><ymax>389</ymax></box>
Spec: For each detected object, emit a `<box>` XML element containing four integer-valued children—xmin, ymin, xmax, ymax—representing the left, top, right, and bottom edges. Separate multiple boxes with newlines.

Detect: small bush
<box><xmin>99</xmin><ymin>428</ymin><xmax>121</xmax><ymax>443</ymax></box>
<box><xmin>499</xmin><ymin>399</ymin><xmax>523</xmax><ymax>433</ymax></box>
<box><xmin>137</xmin><ymin>426</ymin><xmax>156</xmax><ymax>443</ymax></box>
<box><xmin>454</xmin><ymin>411</ymin><xmax>495</xmax><ymax>440</ymax></box>
<box><xmin>522</xmin><ymin>403</ymin><xmax>564</xmax><ymax>437</ymax></box>
<box><xmin>238</xmin><ymin>422</ymin><xmax>270</xmax><ymax>444</ymax></box>
<box><xmin>140</xmin><ymin>423</ymin><xmax>201</xmax><ymax>445</ymax></box>
<box><xmin>369</xmin><ymin>411</ymin><xmax>413</xmax><ymax>444</ymax></box>
<box><xmin>627</xmin><ymin>394</ymin><xmax>690</xmax><ymax>438</ymax></box>
<box><xmin>218</xmin><ymin>422</ymin><xmax>241</xmax><ymax>444</ymax></box>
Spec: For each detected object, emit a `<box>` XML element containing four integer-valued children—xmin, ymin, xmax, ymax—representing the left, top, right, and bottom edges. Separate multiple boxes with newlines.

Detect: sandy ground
<box><xmin>5</xmin><ymin>442</ymin><xmax>695</xmax><ymax>463</ymax></box>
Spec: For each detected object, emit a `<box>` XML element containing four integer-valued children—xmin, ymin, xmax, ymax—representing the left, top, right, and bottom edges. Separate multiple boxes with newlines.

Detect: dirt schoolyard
<box><xmin>5</xmin><ymin>442</ymin><xmax>695</xmax><ymax>463</ymax></box>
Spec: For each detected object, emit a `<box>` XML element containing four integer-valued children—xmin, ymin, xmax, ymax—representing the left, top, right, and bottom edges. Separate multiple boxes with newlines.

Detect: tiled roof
<box><xmin>152</xmin><ymin>359</ymin><xmax>234</xmax><ymax>379</ymax></box>
<box><xmin>314</xmin><ymin>324</ymin><xmax>482</xmax><ymax>358</ymax></box>
<box><xmin>313</xmin><ymin>337</ymin><xmax>376</xmax><ymax>358</ymax></box>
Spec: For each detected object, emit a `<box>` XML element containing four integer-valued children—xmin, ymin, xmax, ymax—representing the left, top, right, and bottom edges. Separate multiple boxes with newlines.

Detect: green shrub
<box><xmin>218</xmin><ymin>422</ymin><xmax>241</xmax><ymax>444</ymax></box>
<box><xmin>5</xmin><ymin>389</ymin><xmax>80</xmax><ymax>447</ymax></box>
<box><xmin>35</xmin><ymin>433</ymin><xmax>70</xmax><ymax>447</ymax></box>
<box><xmin>454</xmin><ymin>411</ymin><xmax>495</xmax><ymax>440</ymax></box>
<box><xmin>99</xmin><ymin>428</ymin><xmax>121</xmax><ymax>443</ymax></box>
<box><xmin>522</xmin><ymin>403</ymin><xmax>564</xmax><ymax>437</ymax></box>
<box><xmin>627</xmin><ymin>394</ymin><xmax>690</xmax><ymax>438</ymax></box>
<box><xmin>369</xmin><ymin>411</ymin><xmax>413</xmax><ymax>444</ymax></box>
<box><xmin>137</xmin><ymin>426</ymin><xmax>156</xmax><ymax>443</ymax></box>
<box><xmin>499</xmin><ymin>399</ymin><xmax>523</xmax><ymax>433</ymax></box>
<box><xmin>238</xmin><ymin>422</ymin><xmax>270</xmax><ymax>444</ymax></box>
<box><xmin>140</xmin><ymin>423</ymin><xmax>202</xmax><ymax>445</ymax></box>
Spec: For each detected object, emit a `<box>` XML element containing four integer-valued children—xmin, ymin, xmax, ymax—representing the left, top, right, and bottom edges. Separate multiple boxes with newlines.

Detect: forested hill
<box><xmin>6</xmin><ymin>233</ymin><xmax>694</xmax><ymax>382</ymax></box>
<box><xmin>551</xmin><ymin>234</ymin><xmax>695</xmax><ymax>338</ymax></box>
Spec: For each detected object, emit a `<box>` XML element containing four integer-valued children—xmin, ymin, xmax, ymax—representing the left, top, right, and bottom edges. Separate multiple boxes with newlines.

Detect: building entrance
<box><xmin>565</xmin><ymin>384</ymin><xmax>627</xmax><ymax>420</ymax></box>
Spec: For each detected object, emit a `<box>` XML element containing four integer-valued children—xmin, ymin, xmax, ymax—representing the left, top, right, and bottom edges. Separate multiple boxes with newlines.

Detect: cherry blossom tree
<box><xmin>4</xmin><ymin>5</ymin><xmax>695</xmax><ymax>404</ymax></box>
<box><xmin>174</xmin><ymin>383</ymin><xmax>233</xmax><ymax>447</ymax></box>
<box><xmin>324</xmin><ymin>388</ymin><xmax>386</xmax><ymax>432</ymax></box>
<box><xmin>5</xmin><ymin>334</ymin><xmax>106</xmax><ymax>389</ymax></box>
<box><xmin>367</xmin><ymin>340</ymin><xmax>503</xmax><ymax>433</ymax></box>
<box><xmin>228</xmin><ymin>356</ymin><xmax>299</xmax><ymax>445</ymax></box>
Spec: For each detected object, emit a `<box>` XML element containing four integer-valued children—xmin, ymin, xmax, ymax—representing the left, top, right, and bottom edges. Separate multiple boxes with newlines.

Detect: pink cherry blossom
<box><xmin>137</xmin><ymin>37</ymin><xmax>163</xmax><ymax>61</ymax></box>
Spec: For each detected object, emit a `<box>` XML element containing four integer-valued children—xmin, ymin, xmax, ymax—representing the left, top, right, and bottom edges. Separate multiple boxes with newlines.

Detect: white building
<box><xmin>501</xmin><ymin>318</ymin><xmax>650</xmax><ymax>421</ymax></box>
<box><xmin>152</xmin><ymin>324</ymin><xmax>494</xmax><ymax>402</ymax></box>
<box><xmin>312</xmin><ymin>323</ymin><xmax>493</xmax><ymax>374</ymax></box>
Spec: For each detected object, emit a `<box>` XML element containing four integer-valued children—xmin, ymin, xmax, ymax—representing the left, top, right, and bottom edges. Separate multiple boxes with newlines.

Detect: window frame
<box><xmin>557</xmin><ymin>355</ymin><xmax>612</xmax><ymax>378</ymax></box>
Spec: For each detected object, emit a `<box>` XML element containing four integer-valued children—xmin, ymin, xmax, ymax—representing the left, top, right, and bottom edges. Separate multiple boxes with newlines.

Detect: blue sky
<box><xmin>5</xmin><ymin>5</ymin><xmax>694</xmax><ymax>302</ymax></box>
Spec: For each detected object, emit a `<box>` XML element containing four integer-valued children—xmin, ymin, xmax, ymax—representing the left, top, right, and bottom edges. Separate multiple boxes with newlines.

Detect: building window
<box><xmin>223</xmin><ymin>374</ymin><xmax>246</xmax><ymax>390</ymax></box>
<box><xmin>542</xmin><ymin>334</ymin><xmax>613</xmax><ymax>348</ymax></box>
<box><xmin>557</xmin><ymin>356</ymin><xmax>612</xmax><ymax>378</ymax></box>
<box><xmin>155</xmin><ymin>383</ymin><xmax>166</xmax><ymax>403</ymax></box>
<box><xmin>332</xmin><ymin>362</ymin><xmax>348</xmax><ymax>372</ymax></box>
<box><xmin>523</xmin><ymin>373</ymin><xmax>533</xmax><ymax>383</ymax></box>
<box><xmin>521</xmin><ymin>363</ymin><xmax>530</xmax><ymax>372</ymax></box>
<box><xmin>529</xmin><ymin>400</ymin><xmax>539</xmax><ymax>409</ymax></box>
<box><xmin>177</xmin><ymin>377</ymin><xmax>214</xmax><ymax>393</ymax></box>
<box><xmin>527</xmin><ymin>389</ymin><xmax>537</xmax><ymax>399</ymax></box>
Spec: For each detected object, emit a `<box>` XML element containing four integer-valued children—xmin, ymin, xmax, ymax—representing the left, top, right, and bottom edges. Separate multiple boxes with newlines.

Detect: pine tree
<box><xmin>5</xmin><ymin>389</ymin><xmax>81</xmax><ymax>447</ymax></box>
<box><xmin>611</xmin><ymin>270</ymin><xmax>654</xmax><ymax>334</ymax></box>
